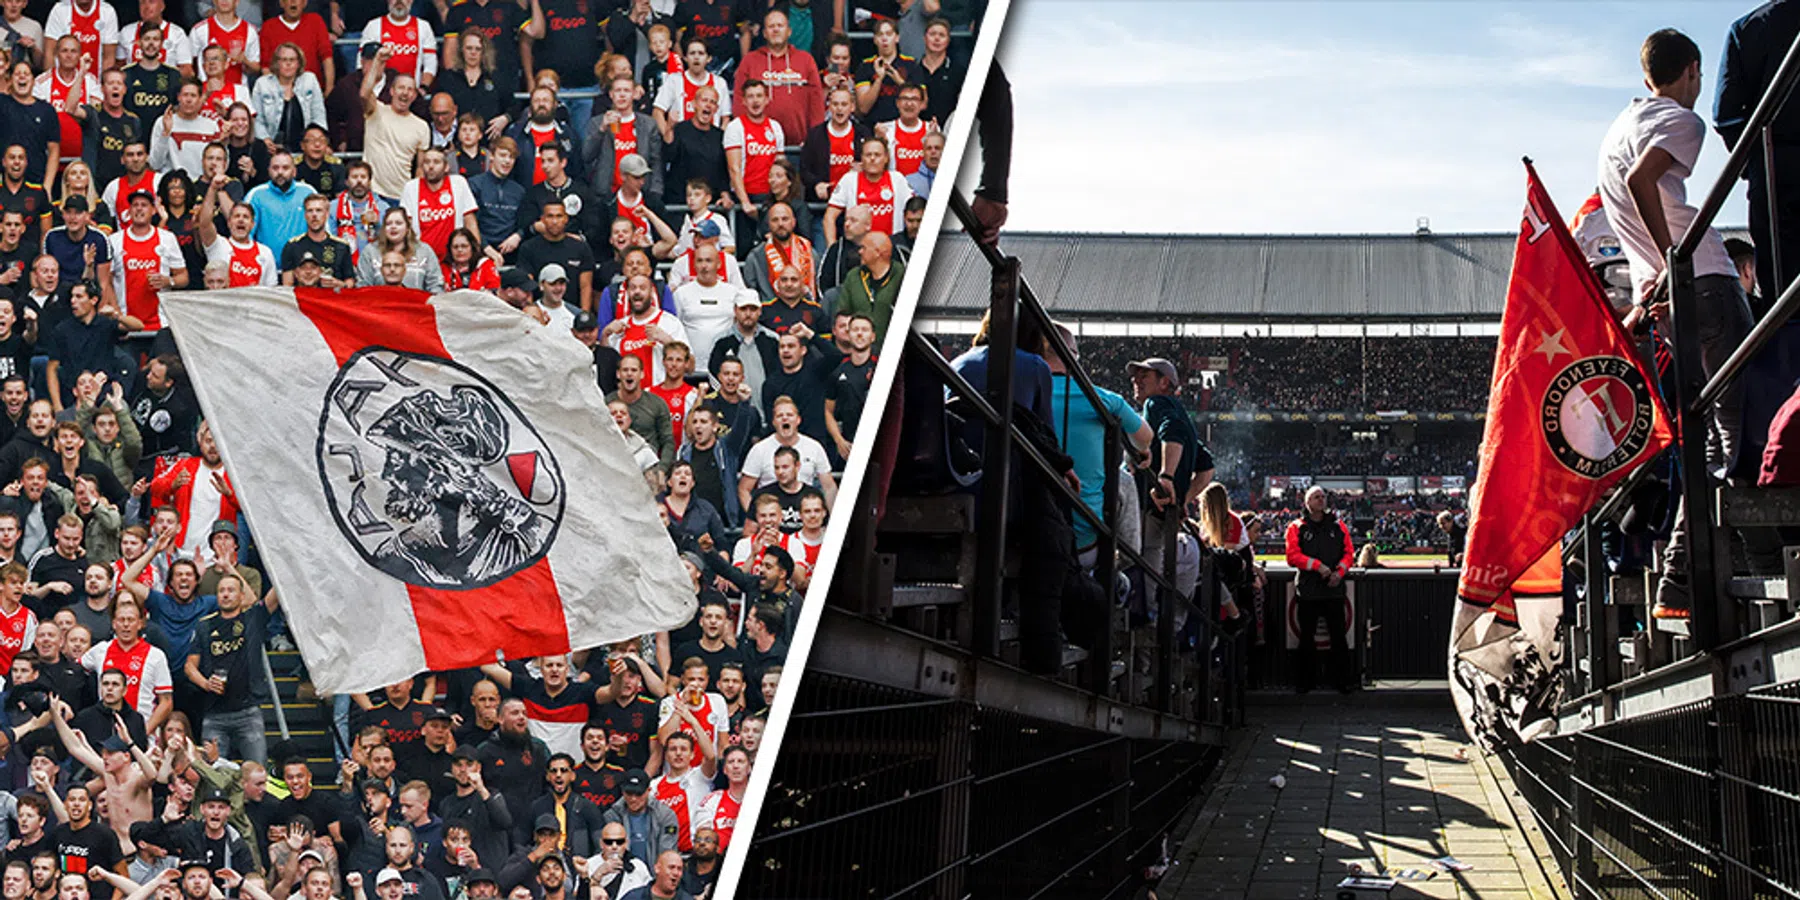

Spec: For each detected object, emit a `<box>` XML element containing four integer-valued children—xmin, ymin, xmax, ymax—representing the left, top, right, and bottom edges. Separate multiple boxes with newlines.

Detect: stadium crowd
<box><xmin>934</xmin><ymin>335</ymin><xmax>1496</xmax><ymax>413</ymax></box>
<box><xmin>0</xmin><ymin>0</ymin><xmax>984</xmax><ymax>897</ymax></box>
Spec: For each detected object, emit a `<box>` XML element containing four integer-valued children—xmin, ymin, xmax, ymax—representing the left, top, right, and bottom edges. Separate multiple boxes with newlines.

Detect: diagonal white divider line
<box><xmin>714</xmin><ymin>3</ymin><xmax>1015</xmax><ymax>894</ymax></box>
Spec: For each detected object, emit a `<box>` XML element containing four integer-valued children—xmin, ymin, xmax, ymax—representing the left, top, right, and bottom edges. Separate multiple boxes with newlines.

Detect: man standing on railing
<box><xmin>1285</xmin><ymin>485</ymin><xmax>1353</xmax><ymax>694</ymax></box>
<box><xmin>1598</xmin><ymin>28</ymin><xmax>1755</xmax><ymax>620</ymax></box>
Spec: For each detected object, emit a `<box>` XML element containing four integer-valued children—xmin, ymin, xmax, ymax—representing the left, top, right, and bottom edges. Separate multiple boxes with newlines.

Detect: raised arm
<box><xmin>52</xmin><ymin>698</ymin><xmax>107</xmax><ymax>774</ymax></box>
<box><xmin>477</xmin><ymin>662</ymin><xmax>514</xmax><ymax>691</ymax></box>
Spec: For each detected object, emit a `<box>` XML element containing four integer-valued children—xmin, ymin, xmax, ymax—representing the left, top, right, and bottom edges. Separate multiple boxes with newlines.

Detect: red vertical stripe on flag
<box><xmin>293</xmin><ymin>287</ymin><xmax>572</xmax><ymax>670</ymax></box>
<box><xmin>406</xmin><ymin>557</ymin><xmax>572</xmax><ymax>669</ymax></box>
<box><xmin>295</xmin><ymin>286</ymin><xmax>448</xmax><ymax>365</ymax></box>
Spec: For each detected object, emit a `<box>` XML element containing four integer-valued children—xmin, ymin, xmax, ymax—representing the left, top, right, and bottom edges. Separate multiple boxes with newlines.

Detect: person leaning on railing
<box><xmin>1596</xmin><ymin>28</ymin><xmax>1755</xmax><ymax>620</ymax></box>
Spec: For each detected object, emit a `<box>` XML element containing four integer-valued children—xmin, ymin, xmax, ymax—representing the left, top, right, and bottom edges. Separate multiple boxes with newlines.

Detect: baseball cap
<box><xmin>572</xmin><ymin>310</ymin><xmax>598</xmax><ymax>331</ymax></box>
<box><xmin>500</xmin><ymin>268</ymin><xmax>536</xmax><ymax>292</ymax></box>
<box><xmin>296</xmin><ymin>250</ymin><xmax>322</xmax><ymax>267</ymax></box>
<box><xmin>129</xmin><ymin>821</ymin><xmax>165</xmax><ymax>848</ymax></box>
<box><xmin>126</xmin><ymin>189</ymin><xmax>156</xmax><ymax>205</ymax></box>
<box><xmin>375</xmin><ymin>869</ymin><xmax>404</xmax><ymax>887</ymax></box>
<box><xmin>695</xmin><ymin>219</ymin><xmax>721</xmax><ymax>239</ymax></box>
<box><xmin>533</xmin><ymin>813</ymin><xmax>561</xmax><ymax>833</ymax></box>
<box><xmin>622</xmin><ymin>769</ymin><xmax>649</xmax><ymax>794</ymax></box>
<box><xmin>297</xmin><ymin>849</ymin><xmax>325</xmax><ymax>865</ymax></box>
<box><xmin>619</xmin><ymin>154</ymin><xmax>651</xmax><ymax>178</ymax></box>
<box><xmin>179</xmin><ymin>859</ymin><xmax>212</xmax><ymax>874</ymax></box>
<box><xmin>424</xmin><ymin>706</ymin><xmax>453</xmax><ymax>723</ymax></box>
<box><xmin>464</xmin><ymin>870</ymin><xmax>498</xmax><ymax>889</ymax></box>
<box><xmin>537</xmin><ymin>263</ymin><xmax>567</xmax><ymax>284</ymax></box>
<box><xmin>199</xmin><ymin>784</ymin><xmax>230</xmax><ymax>805</ymax></box>
<box><xmin>451</xmin><ymin>745</ymin><xmax>479</xmax><ymax>762</ymax></box>
<box><xmin>1126</xmin><ymin>357</ymin><xmax>1179</xmax><ymax>385</ymax></box>
<box><xmin>210</xmin><ymin>519</ymin><xmax>236</xmax><ymax>538</ymax></box>
<box><xmin>63</xmin><ymin>195</ymin><xmax>89</xmax><ymax>213</ymax></box>
<box><xmin>101</xmin><ymin>735</ymin><xmax>132</xmax><ymax>753</ymax></box>
<box><xmin>734</xmin><ymin>291</ymin><xmax>762</xmax><ymax>308</ymax></box>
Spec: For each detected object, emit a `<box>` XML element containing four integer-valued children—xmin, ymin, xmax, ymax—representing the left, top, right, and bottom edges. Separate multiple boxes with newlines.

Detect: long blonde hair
<box><xmin>56</xmin><ymin>160</ymin><xmax>103</xmax><ymax>209</ymax></box>
<box><xmin>1198</xmin><ymin>482</ymin><xmax>1235</xmax><ymax>548</ymax></box>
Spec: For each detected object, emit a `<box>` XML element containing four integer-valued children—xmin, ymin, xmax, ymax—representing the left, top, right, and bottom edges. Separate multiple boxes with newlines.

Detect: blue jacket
<box><xmin>245</xmin><ymin>178</ymin><xmax>317</xmax><ymax>251</ymax></box>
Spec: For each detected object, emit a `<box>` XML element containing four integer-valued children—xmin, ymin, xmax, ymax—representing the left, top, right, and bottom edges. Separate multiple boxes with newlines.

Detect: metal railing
<box><xmin>1500</xmin><ymin>676</ymin><xmax>1800</xmax><ymax>899</ymax></box>
<box><xmin>1565</xmin><ymin>27</ymin><xmax>1800</xmax><ymax>667</ymax></box>
<box><xmin>742</xmin><ymin>189</ymin><xmax>1247</xmax><ymax>897</ymax></box>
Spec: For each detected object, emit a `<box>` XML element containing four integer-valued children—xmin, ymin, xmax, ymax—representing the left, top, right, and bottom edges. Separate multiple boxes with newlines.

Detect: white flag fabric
<box><xmin>160</xmin><ymin>286</ymin><xmax>693</xmax><ymax>693</ymax></box>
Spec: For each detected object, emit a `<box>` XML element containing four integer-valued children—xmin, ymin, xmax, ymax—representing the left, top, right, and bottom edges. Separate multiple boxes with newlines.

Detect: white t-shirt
<box><xmin>180</xmin><ymin>462</ymin><xmax>228</xmax><ymax>559</ymax></box>
<box><xmin>672</xmin><ymin>279</ymin><xmax>745</xmax><ymax>374</ymax></box>
<box><xmin>741</xmin><ymin>433</ymin><xmax>831</xmax><ymax>488</ymax></box>
<box><xmin>666</xmin><ymin>249</ymin><xmax>745</xmax><ymax>291</ymax></box>
<box><xmin>1596</xmin><ymin>96</ymin><xmax>1735</xmax><ymax>295</ymax></box>
<box><xmin>652</xmin><ymin>70</ymin><xmax>730</xmax><ymax>125</ymax></box>
<box><xmin>117</xmin><ymin>20</ymin><xmax>192</xmax><ymax>67</ymax></box>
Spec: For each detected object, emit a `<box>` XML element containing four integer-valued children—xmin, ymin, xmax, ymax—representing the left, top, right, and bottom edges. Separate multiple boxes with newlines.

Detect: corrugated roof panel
<box><xmin>1160</xmin><ymin>240</ymin><xmax>1269</xmax><ymax>317</ymax></box>
<box><xmin>918</xmin><ymin>231</ymin><xmax>1537</xmax><ymax>319</ymax></box>
<box><xmin>1044</xmin><ymin>237</ymin><xmax>1174</xmax><ymax>314</ymax></box>
<box><xmin>1264</xmin><ymin>239</ymin><xmax>1368</xmax><ymax>316</ymax></box>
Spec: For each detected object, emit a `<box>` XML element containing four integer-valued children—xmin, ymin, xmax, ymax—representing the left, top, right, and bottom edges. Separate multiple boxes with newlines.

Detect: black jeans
<box><xmin>1293</xmin><ymin>596</ymin><xmax>1351</xmax><ymax>691</ymax></box>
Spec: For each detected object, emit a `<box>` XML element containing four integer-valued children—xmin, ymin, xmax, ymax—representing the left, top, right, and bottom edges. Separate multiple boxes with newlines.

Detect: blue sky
<box><xmin>981</xmin><ymin>0</ymin><xmax>1754</xmax><ymax>234</ymax></box>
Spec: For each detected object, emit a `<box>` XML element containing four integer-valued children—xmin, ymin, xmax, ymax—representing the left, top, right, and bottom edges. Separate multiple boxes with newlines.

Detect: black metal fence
<box><xmin>1500</xmin><ymin>677</ymin><xmax>1800</xmax><ymax>899</ymax></box>
<box><xmin>743</xmin><ymin>672</ymin><xmax>1221</xmax><ymax>899</ymax></box>
<box><xmin>1247</xmin><ymin>568</ymin><xmax>1461</xmax><ymax>688</ymax></box>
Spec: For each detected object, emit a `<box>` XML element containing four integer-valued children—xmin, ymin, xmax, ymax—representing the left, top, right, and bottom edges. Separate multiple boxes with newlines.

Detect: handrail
<box><xmin>917</xmin><ymin>186</ymin><xmax>1207</xmax><ymax>715</ymax></box>
<box><xmin>262</xmin><ymin>649</ymin><xmax>291</xmax><ymax>741</ymax></box>
<box><xmin>1564</xmin><ymin>29</ymin><xmax>1800</xmax><ymax>647</ymax></box>
<box><xmin>947</xmin><ymin>192</ymin><xmax>1125</xmax><ymax>438</ymax></box>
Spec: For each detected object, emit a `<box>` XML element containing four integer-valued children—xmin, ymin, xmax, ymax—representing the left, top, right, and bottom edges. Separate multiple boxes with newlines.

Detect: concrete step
<box><xmin>1609</xmin><ymin>573</ymin><xmax>1649</xmax><ymax>606</ymax></box>
<box><xmin>1653</xmin><ymin>617</ymin><xmax>1691</xmax><ymax>636</ymax></box>
<box><xmin>1717</xmin><ymin>485</ymin><xmax>1800</xmax><ymax>528</ymax></box>
<box><xmin>879</xmin><ymin>494</ymin><xmax>976</xmax><ymax>534</ymax></box>
<box><xmin>1727</xmin><ymin>576</ymin><xmax>1790</xmax><ymax>600</ymax></box>
<box><xmin>891</xmin><ymin>582</ymin><xmax>966</xmax><ymax>608</ymax></box>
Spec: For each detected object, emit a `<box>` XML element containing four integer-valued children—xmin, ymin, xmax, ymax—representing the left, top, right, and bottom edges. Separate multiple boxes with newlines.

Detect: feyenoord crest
<box><xmin>1540</xmin><ymin>355</ymin><xmax>1655</xmax><ymax>478</ymax></box>
<box><xmin>317</xmin><ymin>348</ymin><xmax>565</xmax><ymax>589</ymax></box>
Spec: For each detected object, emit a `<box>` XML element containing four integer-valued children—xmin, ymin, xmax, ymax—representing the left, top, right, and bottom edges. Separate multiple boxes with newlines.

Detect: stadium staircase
<box><xmin>261</xmin><ymin>646</ymin><xmax>343</xmax><ymax>790</ymax></box>
<box><xmin>739</xmin><ymin>191</ymin><xmax>1245</xmax><ymax>899</ymax></box>
<box><xmin>1500</xmin><ymin>30</ymin><xmax>1800</xmax><ymax>900</ymax></box>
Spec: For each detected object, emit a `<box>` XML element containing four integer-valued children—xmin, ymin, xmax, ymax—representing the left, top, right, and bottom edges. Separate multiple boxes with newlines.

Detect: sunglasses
<box><xmin>600</xmin><ymin>838</ymin><xmax>626</xmax><ymax>846</ymax></box>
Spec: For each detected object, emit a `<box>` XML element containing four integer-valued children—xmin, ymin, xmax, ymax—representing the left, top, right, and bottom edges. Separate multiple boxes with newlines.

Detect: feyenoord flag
<box><xmin>160</xmin><ymin>287</ymin><xmax>693</xmax><ymax>693</ymax></box>
<box><xmin>1449</xmin><ymin>162</ymin><xmax>1673</xmax><ymax>745</ymax></box>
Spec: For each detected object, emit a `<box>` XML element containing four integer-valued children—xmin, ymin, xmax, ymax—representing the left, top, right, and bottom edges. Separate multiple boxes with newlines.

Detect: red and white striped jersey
<box><xmin>878</xmin><ymin>118</ymin><xmax>935</xmax><ymax>176</ymax></box>
<box><xmin>722</xmin><ymin>116</ymin><xmax>786</xmax><ymax>195</ymax></box>
<box><xmin>359</xmin><ymin>15</ymin><xmax>438</xmax><ymax>85</ymax></box>
<box><xmin>188</xmin><ymin>15</ymin><xmax>259</xmax><ymax>86</ymax></box>
<box><xmin>399</xmin><ymin>174</ymin><xmax>475</xmax><ymax>258</ymax></box>
<box><xmin>33</xmin><ymin>68</ymin><xmax>103</xmax><ymax>159</ymax></box>
<box><xmin>117</xmin><ymin>20</ymin><xmax>192</xmax><ymax>68</ymax></box>
<box><xmin>205</xmin><ymin>236</ymin><xmax>277</xmax><ymax>287</ymax></box>
<box><xmin>827</xmin><ymin>169</ymin><xmax>912</xmax><ymax>236</ymax></box>
<box><xmin>696</xmin><ymin>788</ymin><xmax>743</xmax><ymax>851</ymax></box>
<box><xmin>651</xmin><ymin>767</ymin><xmax>712</xmax><ymax>852</ymax></box>
<box><xmin>0</xmin><ymin>602</ymin><xmax>38</xmax><ymax>675</ymax></box>
<box><xmin>44</xmin><ymin>0</ymin><xmax>119</xmax><ymax>81</ymax></box>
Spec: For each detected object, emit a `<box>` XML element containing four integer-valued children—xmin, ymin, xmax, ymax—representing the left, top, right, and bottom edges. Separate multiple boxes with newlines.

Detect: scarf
<box><xmin>764</xmin><ymin>235</ymin><xmax>816</xmax><ymax>296</ymax></box>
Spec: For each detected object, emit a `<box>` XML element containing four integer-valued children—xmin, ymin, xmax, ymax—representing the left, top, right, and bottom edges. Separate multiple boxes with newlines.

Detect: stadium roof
<box><xmin>918</xmin><ymin>231</ymin><xmax>1518</xmax><ymax>322</ymax></box>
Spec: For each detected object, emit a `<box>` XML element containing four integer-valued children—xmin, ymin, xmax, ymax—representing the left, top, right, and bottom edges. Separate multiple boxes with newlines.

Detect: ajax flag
<box><xmin>161</xmin><ymin>286</ymin><xmax>693</xmax><ymax>693</ymax></box>
<box><xmin>1449</xmin><ymin>162</ymin><xmax>1672</xmax><ymax>745</ymax></box>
